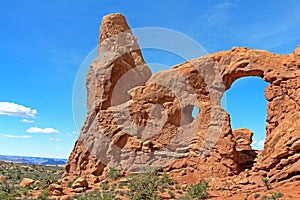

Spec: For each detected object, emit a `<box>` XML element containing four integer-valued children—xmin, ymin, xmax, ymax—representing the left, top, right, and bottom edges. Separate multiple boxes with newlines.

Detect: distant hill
<box><xmin>0</xmin><ymin>155</ymin><xmax>67</xmax><ymax>166</ymax></box>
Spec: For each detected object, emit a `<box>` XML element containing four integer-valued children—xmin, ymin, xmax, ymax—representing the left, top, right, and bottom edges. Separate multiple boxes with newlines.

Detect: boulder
<box><xmin>0</xmin><ymin>175</ymin><xmax>6</xmax><ymax>183</ymax></box>
<box><xmin>48</xmin><ymin>183</ymin><xmax>63</xmax><ymax>196</ymax></box>
<box><xmin>233</xmin><ymin>128</ymin><xmax>253</xmax><ymax>151</ymax></box>
<box><xmin>71</xmin><ymin>177</ymin><xmax>88</xmax><ymax>189</ymax></box>
<box><xmin>19</xmin><ymin>178</ymin><xmax>35</xmax><ymax>188</ymax></box>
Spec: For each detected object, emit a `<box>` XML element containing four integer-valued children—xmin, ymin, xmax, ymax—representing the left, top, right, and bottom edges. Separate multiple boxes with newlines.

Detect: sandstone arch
<box><xmin>64</xmin><ymin>14</ymin><xmax>300</xmax><ymax>187</ymax></box>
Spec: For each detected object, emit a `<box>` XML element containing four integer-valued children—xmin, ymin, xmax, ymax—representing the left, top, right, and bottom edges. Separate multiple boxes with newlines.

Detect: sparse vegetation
<box><xmin>126</xmin><ymin>167</ymin><xmax>162</xmax><ymax>200</ymax></box>
<box><xmin>101</xmin><ymin>181</ymin><xmax>110</xmax><ymax>191</ymax></box>
<box><xmin>108</xmin><ymin>167</ymin><xmax>120</xmax><ymax>180</ymax></box>
<box><xmin>270</xmin><ymin>191</ymin><xmax>283</xmax><ymax>199</ymax></box>
<box><xmin>168</xmin><ymin>190</ymin><xmax>176</xmax><ymax>198</ymax></box>
<box><xmin>0</xmin><ymin>161</ymin><xmax>64</xmax><ymax>199</ymax></box>
<box><xmin>260</xmin><ymin>192</ymin><xmax>284</xmax><ymax>200</ymax></box>
<box><xmin>262</xmin><ymin>177</ymin><xmax>272</xmax><ymax>190</ymax></box>
<box><xmin>38</xmin><ymin>188</ymin><xmax>49</xmax><ymax>200</ymax></box>
<box><xmin>0</xmin><ymin>161</ymin><xmax>289</xmax><ymax>200</ymax></box>
<box><xmin>186</xmin><ymin>179</ymin><xmax>209</xmax><ymax>200</ymax></box>
<box><xmin>67</xmin><ymin>176</ymin><xmax>79</xmax><ymax>188</ymax></box>
<box><xmin>254</xmin><ymin>193</ymin><xmax>260</xmax><ymax>199</ymax></box>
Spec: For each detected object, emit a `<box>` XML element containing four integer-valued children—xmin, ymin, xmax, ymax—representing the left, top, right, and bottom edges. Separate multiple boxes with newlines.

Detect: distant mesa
<box><xmin>0</xmin><ymin>155</ymin><xmax>67</xmax><ymax>166</ymax></box>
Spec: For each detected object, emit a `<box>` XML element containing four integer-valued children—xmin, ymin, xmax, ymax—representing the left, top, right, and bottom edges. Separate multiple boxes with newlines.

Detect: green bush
<box><xmin>127</xmin><ymin>168</ymin><xmax>162</xmax><ymax>200</ymax></box>
<box><xmin>262</xmin><ymin>195</ymin><xmax>273</xmax><ymax>200</ymax></box>
<box><xmin>118</xmin><ymin>181</ymin><xmax>126</xmax><ymax>189</ymax></box>
<box><xmin>270</xmin><ymin>191</ymin><xmax>283</xmax><ymax>199</ymax></box>
<box><xmin>0</xmin><ymin>179</ymin><xmax>11</xmax><ymax>193</ymax></box>
<box><xmin>186</xmin><ymin>180</ymin><xmax>209</xmax><ymax>200</ymax></box>
<box><xmin>0</xmin><ymin>161</ymin><xmax>64</xmax><ymax>199</ymax></box>
<box><xmin>108</xmin><ymin>168</ymin><xmax>120</xmax><ymax>180</ymax></box>
<box><xmin>37</xmin><ymin>189</ymin><xmax>49</xmax><ymax>200</ymax></box>
<box><xmin>0</xmin><ymin>190</ymin><xmax>20</xmax><ymax>200</ymax></box>
<box><xmin>254</xmin><ymin>193</ymin><xmax>260</xmax><ymax>199</ymax></box>
<box><xmin>70</xmin><ymin>189</ymin><xmax>101</xmax><ymax>200</ymax></box>
<box><xmin>262</xmin><ymin>177</ymin><xmax>272</xmax><ymax>190</ymax></box>
<box><xmin>161</xmin><ymin>171</ymin><xmax>173</xmax><ymax>185</ymax></box>
<box><xmin>101</xmin><ymin>181</ymin><xmax>110</xmax><ymax>191</ymax></box>
<box><xmin>67</xmin><ymin>177</ymin><xmax>78</xmax><ymax>188</ymax></box>
<box><xmin>168</xmin><ymin>190</ymin><xmax>176</xmax><ymax>198</ymax></box>
<box><xmin>70</xmin><ymin>189</ymin><xmax>119</xmax><ymax>200</ymax></box>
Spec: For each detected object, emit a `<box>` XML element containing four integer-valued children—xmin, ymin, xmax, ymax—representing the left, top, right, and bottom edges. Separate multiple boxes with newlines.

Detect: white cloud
<box><xmin>0</xmin><ymin>102</ymin><xmax>37</xmax><ymax>118</ymax></box>
<box><xmin>26</xmin><ymin>126</ymin><xmax>59</xmax><ymax>134</ymax></box>
<box><xmin>21</xmin><ymin>119</ymin><xmax>35</xmax><ymax>123</ymax></box>
<box><xmin>0</xmin><ymin>134</ymin><xmax>31</xmax><ymax>139</ymax></box>
<box><xmin>203</xmin><ymin>2</ymin><xmax>234</xmax><ymax>26</ymax></box>
<box><xmin>252</xmin><ymin>140</ymin><xmax>265</xmax><ymax>150</ymax></box>
<box><xmin>49</xmin><ymin>138</ymin><xmax>60</xmax><ymax>142</ymax></box>
<box><xmin>67</xmin><ymin>131</ymin><xmax>79</xmax><ymax>137</ymax></box>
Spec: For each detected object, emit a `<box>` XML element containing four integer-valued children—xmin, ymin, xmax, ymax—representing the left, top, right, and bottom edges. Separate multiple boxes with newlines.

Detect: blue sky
<box><xmin>0</xmin><ymin>0</ymin><xmax>299</xmax><ymax>158</ymax></box>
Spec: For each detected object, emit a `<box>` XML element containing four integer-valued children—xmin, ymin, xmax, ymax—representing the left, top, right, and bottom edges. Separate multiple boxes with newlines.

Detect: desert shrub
<box><xmin>102</xmin><ymin>191</ymin><xmax>115</xmax><ymax>199</ymax></box>
<box><xmin>127</xmin><ymin>167</ymin><xmax>162</xmax><ymax>200</ymax></box>
<box><xmin>0</xmin><ymin>190</ymin><xmax>20</xmax><ymax>200</ymax></box>
<box><xmin>161</xmin><ymin>171</ymin><xmax>173</xmax><ymax>185</ymax></box>
<box><xmin>0</xmin><ymin>179</ymin><xmax>11</xmax><ymax>193</ymax></box>
<box><xmin>70</xmin><ymin>189</ymin><xmax>119</xmax><ymax>200</ymax></box>
<box><xmin>108</xmin><ymin>167</ymin><xmax>120</xmax><ymax>180</ymax></box>
<box><xmin>175</xmin><ymin>184</ymin><xmax>181</xmax><ymax>190</ymax></box>
<box><xmin>16</xmin><ymin>169</ymin><xmax>21</xmax><ymax>180</ymax></box>
<box><xmin>262</xmin><ymin>195</ymin><xmax>273</xmax><ymax>200</ymax></box>
<box><xmin>37</xmin><ymin>189</ymin><xmax>49</xmax><ymax>200</ymax></box>
<box><xmin>0</xmin><ymin>181</ymin><xmax>20</xmax><ymax>200</ymax></box>
<box><xmin>0</xmin><ymin>178</ymin><xmax>22</xmax><ymax>200</ymax></box>
<box><xmin>0</xmin><ymin>162</ymin><xmax>64</xmax><ymax>199</ymax></box>
<box><xmin>67</xmin><ymin>177</ymin><xmax>79</xmax><ymax>188</ymax></box>
<box><xmin>186</xmin><ymin>179</ymin><xmax>209</xmax><ymax>200</ymax></box>
<box><xmin>118</xmin><ymin>181</ymin><xmax>126</xmax><ymax>189</ymax></box>
<box><xmin>270</xmin><ymin>191</ymin><xmax>283</xmax><ymax>199</ymax></box>
<box><xmin>262</xmin><ymin>177</ymin><xmax>272</xmax><ymax>190</ymax></box>
<box><xmin>254</xmin><ymin>193</ymin><xmax>260</xmax><ymax>199</ymax></box>
<box><xmin>101</xmin><ymin>181</ymin><xmax>110</xmax><ymax>191</ymax></box>
<box><xmin>19</xmin><ymin>188</ymin><xmax>28</xmax><ymax>196</ymax></box>
<box><xmin>168</xmin><ymin>190</ymin><xmax>176</xmax><ymax>198</ymax></box>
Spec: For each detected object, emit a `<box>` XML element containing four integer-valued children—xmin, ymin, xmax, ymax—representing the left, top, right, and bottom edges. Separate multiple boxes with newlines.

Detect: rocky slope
<box><xmin>63</xmin><ymin>13</ymin><xmax>300</xmax><ymax>198</ymax></box>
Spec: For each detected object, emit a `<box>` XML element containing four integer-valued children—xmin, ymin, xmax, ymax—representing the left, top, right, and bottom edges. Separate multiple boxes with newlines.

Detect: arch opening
<box><xmin>221</xmin><ymin>76</ymin><xmax>269</xmax><ymax>150</ymax></box>
<box><xmin>181</xmin><ymin>105</ymin><xmax>200</xmax><ymax>125</ymax></box>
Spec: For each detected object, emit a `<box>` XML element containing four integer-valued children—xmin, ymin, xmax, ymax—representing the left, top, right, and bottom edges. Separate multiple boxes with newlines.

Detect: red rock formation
<box><xmin>64</xmin><ymin>13</ymin><xmax>300</xmax><ymax>189</ymax></box>
<box><xmin>233</xmin><ymin>128</ymin><xmax>253</xmax><ymax>151</ymax></box>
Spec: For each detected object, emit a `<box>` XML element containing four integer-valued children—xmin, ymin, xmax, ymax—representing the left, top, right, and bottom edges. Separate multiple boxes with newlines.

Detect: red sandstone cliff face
<box><xmin>64</xmin><ymin>13</ymin><xmax>300</xmax><ymax>189</ymax></box>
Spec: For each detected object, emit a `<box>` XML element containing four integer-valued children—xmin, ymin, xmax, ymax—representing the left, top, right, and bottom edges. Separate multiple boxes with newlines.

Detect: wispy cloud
<box><xmin>26</xmin><ymin>126</ymin><xmax>59</xmax><ymax>134</ymax></box>
<box><xmin>66</xmin><ymin>131</ymin><xmax>79</xmax><ymax>137</ymax></box>
<box><xmin>67</xmin><ymin>130</ymin><xmax>79</xmax><ymax>137</ymax></box>
<box><xmin>245</xmin><ymin>25</ymin><xmax>299</xmax><ymax>50</ymax></box>
<box><xmin>0</xmin><ymin>134</ymin><xmax>31</xmax><ymax>139</ymax></box>
<box><xmin>49</xmin><ymin>137</ymin><xmax>60</xmax><ymax>142</ymax></box>
<box><xmin>203</xmin><ymin>2</ymin><xmax>235</xmax><ymax>27</ymax></box>
<box><xmin>0</xmin><ymin>102</ymin><xmax>37</xmax><ymax>118</ymax></box>
<box><xmin>21</xmin><ymin>119</ymin><xmax>35</xmax><ymax>123</ymax></box>
<box><xmin>242</xmin><ymin>1</ymin><xmax>300</xmax><ymax>51</ymax></box>
<box><xmin>252</xmin><ymin>140</ymin><xmax>265</xmax><ymax>150</ymax></box>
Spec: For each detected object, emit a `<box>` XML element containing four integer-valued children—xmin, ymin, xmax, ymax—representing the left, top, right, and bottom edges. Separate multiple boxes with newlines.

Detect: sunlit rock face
<box><xmin>64</xmin><ymin>13</ymin><xmax>300</xmax><ymax>186</ymax></box>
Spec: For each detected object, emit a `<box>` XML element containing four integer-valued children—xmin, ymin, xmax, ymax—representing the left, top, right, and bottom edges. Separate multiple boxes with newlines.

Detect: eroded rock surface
<box><xmin>64</xmin><ymin>13</ymin><xmax>300</xmax><ymax>189</ymax></box>
<box><xmin>234</xmin><ymin>128</ymin><xmax>253</xmax><ymax>151</ymax></box>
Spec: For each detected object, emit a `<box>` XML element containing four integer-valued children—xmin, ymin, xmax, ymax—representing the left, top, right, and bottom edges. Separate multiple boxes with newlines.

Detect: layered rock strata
<box><xmin>64</xmin><ymin>13</ymin><xmax>300</xmax><ymax>187</ymax></box>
